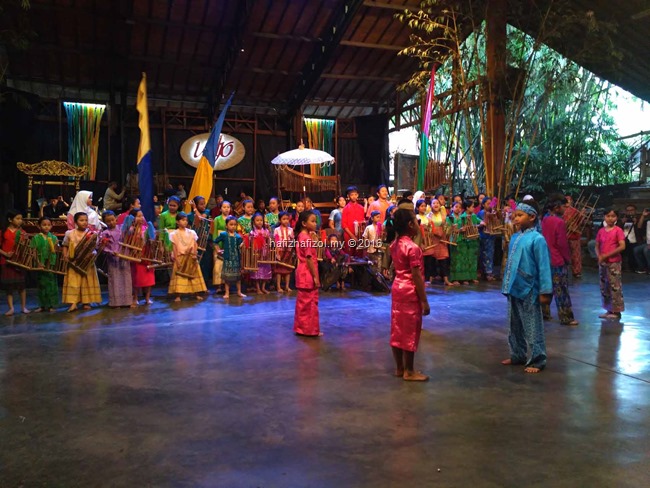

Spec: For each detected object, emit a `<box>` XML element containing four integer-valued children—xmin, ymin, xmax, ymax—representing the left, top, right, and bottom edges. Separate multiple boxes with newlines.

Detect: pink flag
<box><xmin>422</xmin><ymin>65</ymin><xmax>437</xmax><ymax>136</ymax></box>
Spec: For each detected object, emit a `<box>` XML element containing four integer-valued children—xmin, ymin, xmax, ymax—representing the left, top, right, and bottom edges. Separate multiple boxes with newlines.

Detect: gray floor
<box><xmin>1</xmin><ymin>270</ymin><xmax>649</xmax><ymax>487</ymax></box>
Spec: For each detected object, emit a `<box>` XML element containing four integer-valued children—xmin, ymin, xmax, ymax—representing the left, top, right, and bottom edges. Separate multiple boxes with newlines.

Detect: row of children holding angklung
<box><xmin>0</xmin><ymin>204</ymin><xmax>360</xmax><ymax>314</ymax></box>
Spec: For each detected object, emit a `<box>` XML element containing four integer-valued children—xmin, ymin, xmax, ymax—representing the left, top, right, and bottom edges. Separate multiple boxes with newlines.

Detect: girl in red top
<box><xmin>0</xmin><ymin>210</ymin><xmax>30</xmax><ymax>315</ymax></box>
<box><xmin>595</xmin><ymin>208</ymin><xmax>626</xmax><ymax>320</ymax></box>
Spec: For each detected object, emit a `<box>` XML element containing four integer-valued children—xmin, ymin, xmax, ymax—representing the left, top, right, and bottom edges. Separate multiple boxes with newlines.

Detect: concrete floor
<box><xmin>0</xmin><ymin>270</ymin><xmax>649</xmax><ymax>487</ymax></box>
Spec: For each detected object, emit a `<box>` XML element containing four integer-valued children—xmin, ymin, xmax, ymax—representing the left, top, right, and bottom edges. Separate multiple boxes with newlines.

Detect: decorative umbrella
<box><xmin>271</xmin><ymin>144</ymin><xmax>334</xmax><ymax>166</ymax></box>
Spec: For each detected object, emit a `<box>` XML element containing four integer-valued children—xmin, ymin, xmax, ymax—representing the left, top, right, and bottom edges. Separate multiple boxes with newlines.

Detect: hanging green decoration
<box><xmin>64</xmin><ymin>102</ymin><xmax>106</xmax><ymax>180</ymax></box>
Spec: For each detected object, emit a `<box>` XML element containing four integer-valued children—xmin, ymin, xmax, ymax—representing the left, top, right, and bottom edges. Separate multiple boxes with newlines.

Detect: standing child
<box><xmin>124</xmin><ymin>210</ymin><xmax>156</xmax><ymax>305</ymax></box>
<box><xmin>265</xmin><ymin>197</ymin><xmax>280</xmax><ymax>230</ymax></box>
<box><xmin>389</xmin><ymin>208</ymin><xmax>430</xmax><ymax>381</ymax></box>
<box><xmin>595</xmin><ymin>208</ymin><xmax>626</xmax><ymax>320</ymax></box>
<box><xmin>477</xmin><ymin>197</ymin><xmax>497</xmax><ymax>281</ymax></box>
<box><xmin>62</xmin><ymin>212</ymin><xmax>102</xmax><ymax>312</ymax></box>
<box><xmin>293</xmin><ymin>211</ymin><xmax>321</xmax><ymax>337</ymax></box>
<box><xmin>447</xmin><ymin>201</ymin><xmax>481</xmax><ymax>285</ymax></box>
<box><xmin>501</xmin><ymin>201</ymin><xmax>552</xmax><ymax>374</ymax></box>
<box><xmin>273</xmin><ymin>211</ymin><xmax>294</xmax><ymax>293</ymax></box>
<box><xmin>0</xmin><ymin>211</ymin><xmax>30</xmax><ymax>315</ymax></box>
<box><xmin>211</xmin><ymin>200</ymin><xmax>231</xmax><ymax>294</ymax></box>
<box><xmin>168</xmin><ymin>212</ymin><xmax>207</xmax><ymax>301</ymax></box>
<box><xmin>100</xmin><ymin>211</ymin><xmax>133</xmax><ymax>308</ymax></box>
<box><xmin>30</xmin><ymin>217</ymin><xmax>60</xmax><ymax>312</ymax></box>
<box><xmin>249</xmin><ymin>212</ymin><xmax>272</xmax><ymax>294</ymax></box>
<box><xmin>341</xmin><ymin>186</ymin><xmax>366</xmax><ymax>257</ymax></box>
<box><xmin>237</xmin><ymin>199</ymin><xmax>255</xmax><ymax>234</ymax></box>
<box><xmin>541</xmin><ymin>198</ymin><xmax>579</xmax><ymax>325</ymax></box>
<box><xmin>322</xmin><ymin>234</ymin><xmax>351</xmax><ymax>291</ymax></box>
<box><xmin>290</xmin><ymin>200</ymin><xmax>305</xmax><ymax>228</ymax></box>
<box><xmin>362</xmin><ymin>210</ymin><xmax>383</xmax><ymax>269</ymax></box>
<box><xmin>214</xmin><ymin>216</ymin><xmax>246</xmax><ymax>299</ymax></box>
<box><xmin>189</xmin><ymin>195</ymin><xmax>213</xmax><ymax>285</ymax></box>
<box><xmin>159</xmin><ymin>196</ymin><xmax>180</xmax><ymax>231</ymax></box>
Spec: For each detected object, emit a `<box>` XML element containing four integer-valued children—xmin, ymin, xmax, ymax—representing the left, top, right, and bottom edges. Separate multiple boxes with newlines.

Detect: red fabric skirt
<box><xmin>293</xmin><ymin>287</ymin><xmax>320</xmax><ymax>336</ymax></box>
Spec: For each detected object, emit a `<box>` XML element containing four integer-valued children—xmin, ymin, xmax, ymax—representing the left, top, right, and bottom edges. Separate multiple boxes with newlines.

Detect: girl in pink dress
<box><xmin>249</xmin><ymin>212</ymin><xmax>272</xmax><ymax>294</ymax></box>
<box><xmin>389</xmin><ymin>208</ymin><xmax>431</xmax><ymax>381</ymax></box>
<box><xmin>293</xmin><ymin>211</ymin><xmax>321</xmax><ymax>337</ymax></box>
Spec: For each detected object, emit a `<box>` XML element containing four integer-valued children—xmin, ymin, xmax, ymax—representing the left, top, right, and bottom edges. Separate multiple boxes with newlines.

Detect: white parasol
<box><xmin>271</xmin><ymin>144</ymin><xmax>334</xmax><ymax>166</ymax></box>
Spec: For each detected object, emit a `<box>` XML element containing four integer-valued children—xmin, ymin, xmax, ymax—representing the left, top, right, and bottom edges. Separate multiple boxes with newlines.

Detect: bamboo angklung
<box><xmin>241</xmin><ymin>235</ymin><xmax>259</xmax><ymax>271</ymax></box>
<box><xmin>145</xmin><ymin>230</ymin><xmax>173</xmax><ymax>270</ymax></box>
<box><xmin>420</xmin><ymin>223</ymin><xmax>438</xmax><ymax>251</ymax></box>
<box><xmin>46</xmin><ymin>243</ymin><xmax>68</xmax><ymax>275</ymax></box>
<box><xmin>441</xmin><ymin>223</ymin><xmax>459</xmax><ymax>246</ymax></box>
<box><xmin>175</xmin><ymin>253</ymin><xmax>200</xmax><ymax>279</ymax></box>
<box><xmin>256</xmin><ymin>235</ymin><xmax>276</xmax><ymax>265</ymax></box>
<box><xmin>6</xmin><ymin>232</ymin><xmax>36</xmax><ymax>271</ymax></box>
<box><xmin>462</xmin><ymin>220</ymin><xmax>480</xmax><ymax>240</ymax></box>
<box><xmin>565</xmin><ymin>193</ymin><xmax>599</xmax><ymax>236</ymax></box>
<box><xmin>69</xmin><ymin>231</ymin><xmax>106</xmax><ymax>277</ymax></box>
<box><xmin>117</xmin><ymin>222</ymin><xmax>146</xmax><ymax>263</ymax></box>
<box><xmin>484</xmin><ymin>212</ymin><xmax>504</xmax><ymax>235</ymax></box>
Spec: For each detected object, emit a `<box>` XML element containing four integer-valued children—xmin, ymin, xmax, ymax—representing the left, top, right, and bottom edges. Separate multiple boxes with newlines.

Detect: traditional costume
<box><xmin>0</xmin><ymin>228</ymin><xmax>25</xmax><ymax>293</ymax></box>
<box><xmin>273</xmin><ymin>225</ymin><xmax>294</xmax><ymax>277</ymax></box>
<box><xmin>62</xmin><ymin>229</ymin><xmax>102</xmax><ymax>305</ymax></box>
<box><xmin>389</xmin><ymin>235</ymin><xmax>424</xmax><ymax>352</ymax></box>
<box><xmin>447</xmin><ymin>212</ymin><xmax>481</xmax><ymax>282</ymax></box>
<box><xmin>30</xmin><ymin>231</ymin><xmax>60</xmax><ymax>309</ymax></box>
<box><xmin>101</xmin><ymin>226</ymin><xmax>133</xmax><ymax>307</ymax></box>
<box><xmin>596</xmin><ymin>225</ymin><xmax>625</xmax><ymax>314</ymax></box>
<box><xmin>66</xmin><ymin>191</ymin><xmax>102</xmax><ymax>231</ymax></box>
<box><xmin>168</xmin><ymin>228</ymin><xmax>207</xmax><ymax>295</ymax></box>
<box><xmin>249</xmin><ymin>227</ymin><xmax>272</xmax><ymax>281</ymax></box>
<box><xmin>214</xmin><ymin>231</ymin><xmax>243</xmax><ymax>284</ymax></box>
<box><xmin>211</xmin><ymin>215</ymin><xmax>228</xmax><ymax>286</ymax></box>
<box><xmin>541</xmin><ymin>214</ymin><xmax>576</xmax><ymax>324</ymax></box>
<box><xmin>502</xmin><ymin>206</ymin><xmax>552</xmax><ymax>370</ymax></box>
<box><xmin>293</xmin><ymin>231</ymin><xmax>320</xmax><ymax>336</ymax></box>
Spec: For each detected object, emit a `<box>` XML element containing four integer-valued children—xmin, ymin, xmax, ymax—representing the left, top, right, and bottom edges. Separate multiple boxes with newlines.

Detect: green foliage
<box><xmin>397</xmin><ymin>0</ymin><xmax>634</xmax><ymax>197</ymax></box>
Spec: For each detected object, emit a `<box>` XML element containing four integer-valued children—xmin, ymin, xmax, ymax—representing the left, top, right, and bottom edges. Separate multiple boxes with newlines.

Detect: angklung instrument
<box><xmin>441</xmin><ymin>223</ymin><xmax>460</xmax><ymax>246</ymax></box>
<box><xmin>68</xmin><ymin>231</ymin><xmax>106</xmax><ymax>276</ymax></box>
<box><xmin>420</xmin><ymin>222</ymin><xmax>438</xmax><ymax>251</ymax></box>
<box><xmin>116</xmin><ymin>222</ymin><xmax>146</xmax><ymax>263</ymax></box>
<box><xmin>145</xmin><ymin>230</ymin><xmax>173</xmax><ymax>270</ymax></box>
<box><xmin>462</xmin><ymin>218</ymin><xmax>480</xmax><ymax>240</ymax></box>
<box><xmin>240</xmin><ymin>234</ymin><xmax>259</xmax><ymax>272</ymax></box>
<box><xmin>175</xmin><ymin>252</ymin><xmax>200</xmax><ymax>279</ymax></box>
<box><xmin>483</xmin><ymin>212</ymin><xmax>504</xmax><ymax>236</ymax></box>
<box><xmin>565</xmin><ymin>193</ymin><xmax>599</xmax><ymax>236</ymax></box>
<box><xmin>6</xmin><ymin>232</ymin><xmax>36</xmax><ymax>271</ymax></box>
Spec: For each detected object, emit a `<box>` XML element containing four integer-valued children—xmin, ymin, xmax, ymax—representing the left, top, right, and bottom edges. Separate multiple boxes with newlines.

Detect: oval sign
<box><xmin>180</xmin><ymin>133</ymin><xmax>245</xmax><ymax>171</ymax></box>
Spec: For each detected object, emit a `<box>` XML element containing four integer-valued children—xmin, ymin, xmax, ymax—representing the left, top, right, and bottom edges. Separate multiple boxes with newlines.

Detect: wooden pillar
<box><xmin>485</xmin><ymin>0</ymin><xmax>507</xmax><ymax>197</ymax></box>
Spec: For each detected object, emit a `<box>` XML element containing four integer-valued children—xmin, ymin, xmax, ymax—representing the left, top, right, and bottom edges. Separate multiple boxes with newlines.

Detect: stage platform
<box><xmin>1</xmin><ymin>271</ymin><xmax>649</xmax><ymax>487</ymax></box>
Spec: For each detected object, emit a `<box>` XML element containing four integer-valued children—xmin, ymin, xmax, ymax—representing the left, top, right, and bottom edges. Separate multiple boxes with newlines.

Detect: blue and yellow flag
<box><xmin>186</xmin><ymin>92</ymin><xmax>234</xmax><ymax>211</ymax></box>
<box><xmin>136</xmin><ymin>73</ymin><xmax>154</xmax><ymax>221</ymax></box>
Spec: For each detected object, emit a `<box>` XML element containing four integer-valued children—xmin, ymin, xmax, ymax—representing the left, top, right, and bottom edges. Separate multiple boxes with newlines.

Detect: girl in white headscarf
<box><xmin>66</xmin><ymin>190</ymin><xmax>103</xmax><ymax>231</ymax></box>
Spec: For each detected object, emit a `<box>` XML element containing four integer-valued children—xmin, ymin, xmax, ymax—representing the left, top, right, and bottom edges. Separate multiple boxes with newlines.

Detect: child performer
<box><xmin>237</xmin><ymin>199</ymin><xmax>255</xmax><ymax>234</ymax></box>
<box><xmin>273</xmin><ymin>211</ymin><xmax>294</xmax><ymax>293</ymax></box>
<box><xmin>541</xmin><ymin>198</ymin><xmax>579</xmax><ymax>325</ymax></box>
<box><xmin>501</xmin><ymin>201</ymin><xmax>552</xmax><ymax>374</ymax></box>
<box><xmin>124</xmin><ymin>209</ymin><xmax>156</xmax><ymax>305</ymax></box>
<box><xmin>595</xmin><ymin>208</ymin><xmax>626</xmax><ymax>320</ymax></box>
<box><xmin>341</xmin><ymin>186</ymin><xmax>365</xmax><ymax>257</ymax></box>
<box><xmin>428</xmin><ymin>198</ymin><xmax>454</xmax><ymax>286</ymax></box>
<box><xmin>447</xmin><ymin>201</ymin><xmax>481</xmax><ymax>285</ymax></box>
<box><xmin>62</xmin><ymin>212</ymin><xmax>102</xmax><ymax>312</ymax></box>
<box><xmin>563</xmin><ymin>195</ymin><xmax>583</xmax><ymax>278</ymax></box>
<box><xmin>389</xmin><ymin>208</ymin><xmax>430</xmax><ymax>381</ymax></box>
<box><xmin>0</xmin><ymin>210</ymin><xmax>30</xmax><ymax>315</ymax></box>
<box><xmin>214</xmin><ymin>216</ymin><xmax>246</xmax><ymax>299</ymax></box>
<box><xmin>159</xmin><ymin>196</ymin><xmax>180</xmax><ymax>231</ymax></box>
<box><xmin>30</xmin><ymin>217</ymin><xmax>60</xmax><ymax>312</ymax></box>
<box><xmin>265</xmin><ymin>197</ymin><xmax>280</xmax><ymax>230</ymax></box>
<box><xmin>211</xmin><ymin>200</ymin><xmax>231</xmax><ymax>294</ymax></box>
<box><xmin>362</xmin><ymin>210</ymin><xmax>383</xmax><ymax>269</ymax></box>
<box><xmin>477</xmin><ymin>197</ymin><xmax>497</xmax><ymax>281</ymax></box>
<box><xmin>249</xmin><ymin>212</ymin><xmax>272</xmax><ymax>294</ymax></box>
<box><xmin>168</xmin><ymin>212</ymin><xmax>207</xmax><ymax>301</ymax></box>
<box><xmin>323</xmin><ymin>234</ymin><xmax>351</xmax><ymax>291</ymax></box>
<box><xmin>415</xmin><ymin>198</ymin><xmax>435</xmax><ymax>283</ymax></box>
<box><xmin>188</xmin><ymin>195</ymin><xmax>213</xmax><ymax>285</ymax></box>
<box><xmin>290</xmin><ymin>200</ymin><xmax>305</xmax><ymax>228</ymax></box>
<box><xmin>329</xmin><ymin>196</ymin><xmax>347</xmax><ymax>235</ymax></box>
<box><xmin>293</xmin><ymin>211</ymin><xmax>321</xmax><ymax>337</ymax></box>
<box><xmin>100</xmin><ymin>211</ymin><xmax>133</xmax><ymax>308</ymax></box>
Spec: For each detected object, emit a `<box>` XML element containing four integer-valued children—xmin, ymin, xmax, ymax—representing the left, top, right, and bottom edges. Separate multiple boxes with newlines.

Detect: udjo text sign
<box><xmin>180</xmin><ymin>133</ymin><xmax>245</xmax><ymax>171</ymax></box>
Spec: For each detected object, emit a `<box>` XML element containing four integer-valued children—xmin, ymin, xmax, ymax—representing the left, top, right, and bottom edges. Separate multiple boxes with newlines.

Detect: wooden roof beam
<box><xmin>251</xmin><ymin>32</ymin><xmax>321</xmax><ymax>43</ymax></box>
<box><xmin>286</xmin><ymin>0</ymin><xmax>365</xmax><ymax>118</ymax></box>
<box><xmin>321</xmin><ymin>73</ymin><xmax>400</xmax><ymax>82</ymax></box>
<box><xmin>363</xmin><ymin>1</ymin><xmax>421</xmax><ymax>13</ymax></box>
<box><xmin>339</xmin><ymin>40</ymin><xmax>405</xmax><ymax>51</ymax></box>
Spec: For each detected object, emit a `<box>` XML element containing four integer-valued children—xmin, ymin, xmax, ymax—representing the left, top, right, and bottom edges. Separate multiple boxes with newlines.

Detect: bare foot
<box><xmin>130</xmin><ymin>303</ymin><xmax>137</xmax><ymax>308</ymax></box>
<box><xmin>223</xmin><ymin>294</ymin><xmax>230</xmax><ymax>299</ymax></box>
<box><xmin>174</xmin><ymin>297</ymin><xmax>181</xmax><ymax>302</ymax></box>
<box><xmin>4</xmin><ymin>309</ymin><xmax>15</xmax><ymax>316</ymax></box>
<box><xmin>394</xmin><ymin>369</ymin><xmax>404</xmax><ymax>377</ymax></box>
<box><xmin>461</xmin><ymin>281</ymin><xmax>469</xmax><ymax>285</ymax></box>
<box><xmin>277</xmin><ymin>288</ymin><xmax>285</xmax><ymax>293</ymax></box>
<box><xmin>146</xmin><ymin>299</ymin><xmax>153</xmax><ymax>305</ymax></box>
<box><xmin>237</xmin><ymin>292</ymin><xmax>247</xmax><ymax>298</ymax></box>
<box><xmin>33</xmin><ymin>307</ymin><xmax>43</xmax><ymax>313</ymax></box>
<box><xmin>195</xmin><ymin>295</ymin><xmax>204</xmax><ymax>301</ymax></box>
<box><xmin>67</xmin><ymin>305</ymin><xmax>77</xmax><ymax>313</ymax></box>
<box><xmin>285</xmin><ymin>287</ymin><xmax>292</xmax><ymax>292</ymax></box>
<box><xmin>524</xmin><ymin>366</ymin><xmax>542</xmax><ymax>374</ymax></box>
<box><xmin>501</xmin><ymin>358</ymin><xmax>526</xmax><ymax>366</ymax></box>
<box><xmin>48</xmin><ymin>308</ymin><xmax>55</xmax><ymax>312</ymax></box>
<box><xmin>262</xmin><ymin>289</ymin><xmax>270</xmax><ymax>295</ymax></box>
<box><xmin>82</xmin><ymin>305</ymin><xmax>91</xmax><ymax>310</ymax></box>
<box><xmin>403</xmin><ymin>371</ymin><xmax>429</xmax><ymax>381</ymax></box>
<box><xmin>471</xmin><ymin>280</ymin><xmax>479</xmax><ymax>284</ymax></box>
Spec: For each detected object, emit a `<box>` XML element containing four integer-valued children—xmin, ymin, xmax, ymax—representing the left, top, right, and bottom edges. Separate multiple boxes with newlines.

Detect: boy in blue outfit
<box><xmin>501</xmin><ymin>200</ymin><xmax>552</xmax><ymax>373</ymax></box>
